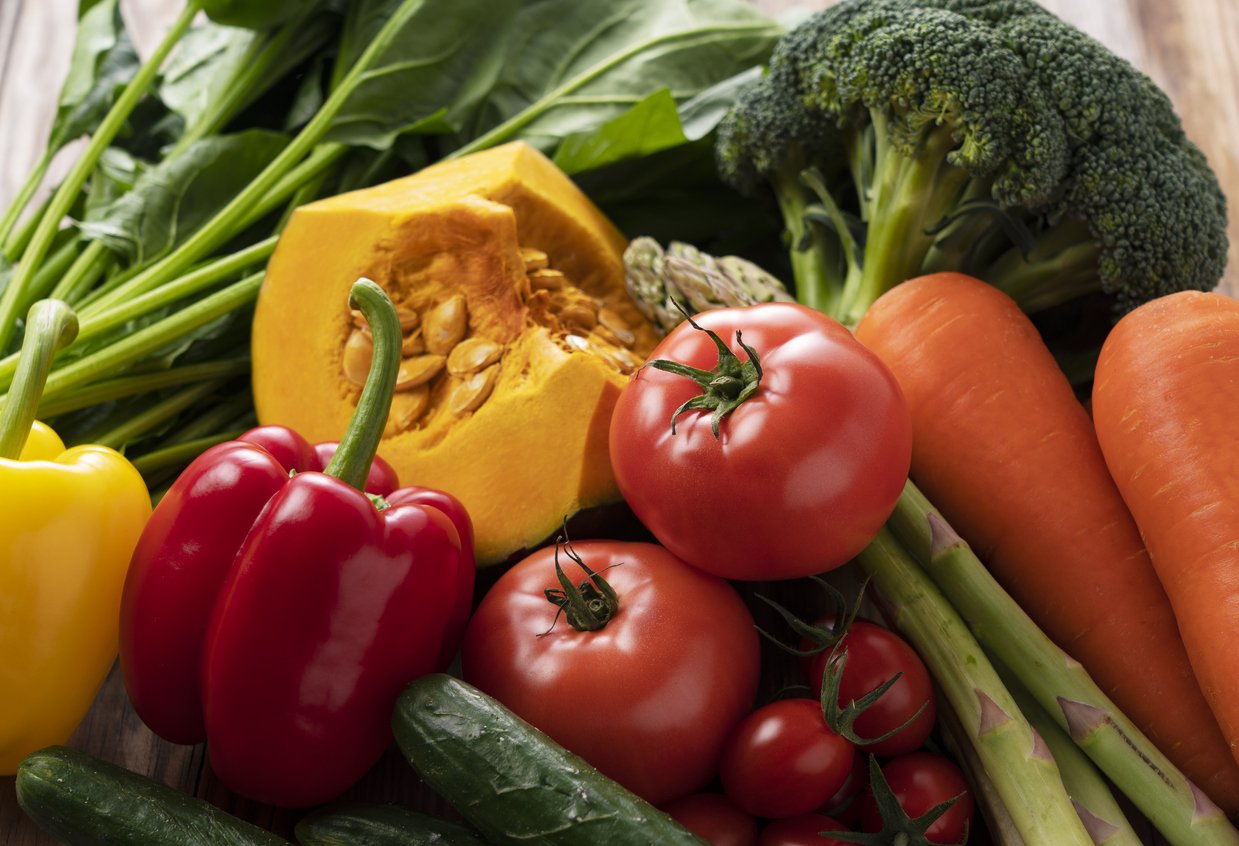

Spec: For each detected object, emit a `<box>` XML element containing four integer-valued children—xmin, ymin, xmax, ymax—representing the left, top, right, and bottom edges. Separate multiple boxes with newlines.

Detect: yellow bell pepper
<box><xmin>0</xmin><ymin>300</ymin><xmax>151</xmax><ymax>774</ymax></box>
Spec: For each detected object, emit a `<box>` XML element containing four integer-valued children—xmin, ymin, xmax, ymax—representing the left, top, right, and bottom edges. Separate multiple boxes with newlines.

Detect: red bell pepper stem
<box><xmin>322</xmin><ymin>278</ymin><xmax>400</xmax><ymax>492</ymax></box>
<box><xmin>0</xmin><ymin>300</ymin><xmax>78</xmax><ymax>458</ymax></box>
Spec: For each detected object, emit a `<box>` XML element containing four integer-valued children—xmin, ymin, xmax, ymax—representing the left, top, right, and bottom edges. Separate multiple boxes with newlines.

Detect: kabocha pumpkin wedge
<box><xmin>251</xmin><ymin>142</ymin><xmax>658</xmax><ymax>565</ymax></box>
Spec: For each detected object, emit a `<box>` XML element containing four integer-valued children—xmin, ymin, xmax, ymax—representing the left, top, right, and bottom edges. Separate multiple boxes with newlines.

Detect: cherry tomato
<box><xmin>609</xmin><ymin>302</ymin><xmax>911</xmax><ymax>581</ymax></box>
<box><xmin>719</xmin><ymin>698</ymin><xmax>855</xmax><ymax>819</ymax></box>
<box><xmin>860</xmin><ymin>752</ymin><xmax>975</xmax><ymax>845</ymax></box>
<box><xmin>460</xmin><ymin>540</ymin><xmax>761</xmax><ymax>805</ymax></box>
<box><xmin>758</xmin><ymin>813</ymin><xmax>848</xmax><ymax>846</ymax></box>
<box><xmin>662</xmin><ymin>793</ymin><xmax>758</xmax><ymax>846</ymax></box>
<box><xmin>821</xmin><ymin>753</ymin><xmax>868</xmax><ymax>827</ymax></box>
<box><xmin>806</xmin><ymin>620</ymin><xmax>936</xmax><ymax>755</ymax></box>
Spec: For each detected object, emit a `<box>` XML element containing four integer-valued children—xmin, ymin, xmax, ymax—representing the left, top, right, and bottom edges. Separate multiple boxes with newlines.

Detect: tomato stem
<box><xmin>541</xmin><ymin>533</ymin><xmax>621</xmax><ymax>633</ymax></box>
<box><xmin>643</xmin><ymin>308</ymin><xmax>763</xmax><ymax>438</ymax></box>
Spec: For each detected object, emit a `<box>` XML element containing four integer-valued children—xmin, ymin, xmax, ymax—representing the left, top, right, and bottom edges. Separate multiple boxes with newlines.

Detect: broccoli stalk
<box><xmin>716</xmin><ymin>0</ymin><xmax>1228</xmax><ymax>336</ymax></box>
<box><xmin>888</xmin><ymin>481</ymin><xmax>1239</xmax><ymax>846</ymax></box>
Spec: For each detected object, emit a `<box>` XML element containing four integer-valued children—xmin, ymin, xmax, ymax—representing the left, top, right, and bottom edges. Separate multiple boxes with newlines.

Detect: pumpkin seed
<box><xmin>447</xmin><ymin>337</ymin><xmax>504</xmax><ymax>376</ymax></box>
<box><xmin>353</xmin><ymin>305</ymin><xmax>418</xmax><ymax>331</ymax></box>
<box><xmin>342</xmin><ymin>328</ymin><xmax>374</xmax><ymax>386</ymax></box>
<box><xmin>424</xmin><ymin>295</ymin><xmax>468</xmax><ymax>355</ymax></box>
<box><xmin>395</xmin><ymin>305</ymin><xmax>420</xmax><ymax>331</ymax></box>
<box><xmin>396</xmin><ymin>354</ymin><xmax>445</xmax><ymax>390</ymax></box>
<box><xmin>597</xmin><ymin>307</ymin><xmax>636</xmax><ymax>346</ymax></box>
<box><xmin>564</xmin><ymin>334</ymin><xmax>590</xmax><ymax>352</ymax></box>
<box><xmin>449</xmin><ymin>365</ymin><xmax>499</xmax><ymax>414</ymax></box>
<box><xmin>558</xmin><ymin>301</ymin><xmax>598</xmax><ymax>331</ymax></box>
<box><xmin>528</xmin><ymin>268</ymin><xmax>566</xmax><ymax>291</ymax></box>
<box><xmin>402</xmin><ymin>327</ymin><xmax>426</xmax><ymax>356</ymax></box>
<box><xmin>385</xmin><ymin>386</ymin><xmax>430</xmax><ymax>435</ymax></box>
<box><xmin>520</xmin><ymin>247</ymin><xmax>549</xmax><ymax>272</ymax></box>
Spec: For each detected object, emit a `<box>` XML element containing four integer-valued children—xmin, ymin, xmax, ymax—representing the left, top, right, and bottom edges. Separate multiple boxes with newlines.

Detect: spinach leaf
<box><xmin>52</xmin><ymin>0</ymin><xmax>141</xmax><ymax>150</ymax></box>
<box><xmin>552</xmin><ymin>66</ymin><xmax>764</xmax><ymax>176</ymax></box>
<box><xmin>158</xmin><ymin>23</ymin><xmax>264</xmax><ymax>133</ymax></box>
<box><xmin>79</xmin><ymin>130</ymin><xmax>288</xmax><ymax>265</ymax></box>
<box><xmin>324</xmin><ymin>0</ymin><xmax>520</xmax><ymax>149</ymax></box>
<box><xmin>160</xmin><ymin>11</ymin><xmax>341</xmax><ymax>140</ymax></box>
<box><xmin>452</xmin><ymin>0</ymin><xmax>781</xmax><ymax>155</ymax></box>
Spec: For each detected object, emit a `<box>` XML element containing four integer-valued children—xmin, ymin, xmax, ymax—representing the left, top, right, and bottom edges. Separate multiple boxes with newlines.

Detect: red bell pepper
<box><xmin>118</xmin><ymin>278</ymin><xmax>474</xmax><ymax>806</ymax></box>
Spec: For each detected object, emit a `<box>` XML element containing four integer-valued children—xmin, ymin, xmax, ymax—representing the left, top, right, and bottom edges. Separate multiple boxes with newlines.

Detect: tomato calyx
<box><xmin>541</xmin><ymin>533</ymin><xmax>621</xmax><ymax>633</ymax></box>
<box><xmin>819</xmin><ymin>644</ymin><xmax>929</xmax><ymax>747</ymax></box>
<box><xmin>643</xmin><ymin>310</ymin><xmax>763</xmax><ymax>438</ymax></box>
<box><xmin>829</xmin><ymin>757</ymin><xmax>968</xmax><ymax>846</ymax></box>
<box><xmin>755</xmin><ymin>576</ymin><xmax>865</xmax><ymax>658</ymax></box>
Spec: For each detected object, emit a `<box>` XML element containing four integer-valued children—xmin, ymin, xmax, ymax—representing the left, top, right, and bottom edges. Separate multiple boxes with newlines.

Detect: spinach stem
<box><xmin>37</xmin><ymin>358</ymin><xmax>250</xmax><ymax>419</ymax></box>
<box><xmin>0</xmin><ymin>0</ymin><xmax>202</xmax><ymax>352</ymax></box>
<box><xmin>90</xmin><ymin>378</ymin><xmax>224</xmax><ymax>449</ymax></box>
<box><xmin>0</xmin><ymin>148</ymin><xmax>53</xmax><ymax>252</ymax></box>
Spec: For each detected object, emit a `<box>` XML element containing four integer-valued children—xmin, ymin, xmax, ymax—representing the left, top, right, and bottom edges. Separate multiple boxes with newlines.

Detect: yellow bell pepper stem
<box><xmin>0</xmin><ymin>299</ymin><xmax>151</xmax><ymax>774</ymax></box>
<box><xmin>0</xmin><ymin>299</ymin><xmax>76</xmax><ymax>458</ymax></box>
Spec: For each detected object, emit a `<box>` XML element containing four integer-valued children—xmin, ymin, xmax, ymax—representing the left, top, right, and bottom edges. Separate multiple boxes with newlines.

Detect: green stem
<box><xmin>322</xmin><ymin>278</ymin><xmax>400</xmax><ymax>491</ymax></box>
<box><xmin>36</xmin><ymin>358</ymin><xmax>249</xmax><ymax>419</ymax></box>
<box><xmin>29</xmin><ymin>272</ymin><xmax>261</xmax><ymax>404</ymax></box>
<box><xmin>839</xmin><ymin>119</ymin><xmax>972</xmax><ymax>326</ymax></box>
<box><xmin>887</xmin><ymin>481</ymin><xmax>1239</xmax><ymax>846</ymax></box>
<box><xmin>449</xmin><ymin>21</ymin><xmax>782</xmax><ymax>159</ymax></box>
<box><xmin>48</xmin><ymin>241</ymin><xmax>115</xmax><ymax>305</ymax></box>
<box><xmin>985</xmin><ymin>221</ymin><xmax>1103</xmax><ymax>313</ymax></box>
<box><xmin>90</xmin><ymin>379</ymin><xmax>223</xmax><ymax>449</ymax></box>
<box><xmin>80</xmin><ymin>142</ymin><xmax>346</xmax><ymax>315</ymax></box>
<box><xmin>73</xmin><ymin>0</ymin><xmax>433</xmax><ymax>312</ymax></box>
<box><xmin>20</xmin><ymin>236</ymin><xmax>83</xmax><ymax>317</ymax></box>
<box><xmin>771</xmin><ymin>166</ymin><xmax>842</xmax><ymax>316</ymax></box>
<box><xmin>0</xmin><ymin>300</ymin><xmax>78</xmax><ymax>458</ymax></box>
<box><xmin>130</xmin><ymin>428</ymin><xmax>250</xmax><ymax>477</ymax></box>
<box><xmin>0</xmin><ymin>148</ymin><xmax>54</xmax><ymax>250</ymax></box>
<box><xmin>74</xmin><ymin>236</ymin><xmax>277</xmax><ymax>343</ymax></box>
<box><xmin>856</xmin><ymin>528</ymin><xmax>1094</xmax><ymax>846</ymax></box>
<box><xmin>1001</xmin><ymin>667</ymin><xmax>1143</xmax><ymax>846</ymax></box>
<box><xmin>3</xmin><ymin>195</ymin><xmax>52</xmax><ymax>263</ymax></box>
<box><xmin>0</xmin><ymin>1</ymin><xmax>202</xmax><ymax>351</ymax></box>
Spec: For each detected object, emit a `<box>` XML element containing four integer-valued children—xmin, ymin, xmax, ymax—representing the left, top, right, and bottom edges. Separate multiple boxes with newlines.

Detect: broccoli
<box><xmin>716</xmin><ymin>0</ymin><xmax>1229</xmax><ymax>334</ymax></box>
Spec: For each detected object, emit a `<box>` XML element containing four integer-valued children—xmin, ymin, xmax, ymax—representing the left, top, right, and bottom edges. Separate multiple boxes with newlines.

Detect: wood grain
<box><xmin>0</xmin><ymin>1</ymin><xmax>1235</xmax><ymax>843</ymax></box>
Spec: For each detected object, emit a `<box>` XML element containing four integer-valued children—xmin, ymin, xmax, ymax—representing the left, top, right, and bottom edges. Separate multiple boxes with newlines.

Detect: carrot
<box><xmin>1092</xmin><ymin>290</ymin><xmax>1239</xmax><ymax>774</ymax></box>
<box><xmin>854</xmin><ymin>273</ymin><xmax>1239</xmax><ymax>814</ymax></box>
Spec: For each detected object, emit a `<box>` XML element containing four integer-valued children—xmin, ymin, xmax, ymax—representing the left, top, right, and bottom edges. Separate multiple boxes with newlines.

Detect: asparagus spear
<box><xmin>854</xmin><ymin>527</ymin><xmax>1094</xmax><ymax>846</ymax></box>
<box><xmin>1000</xmin><ymin>667</ymin><xmax>1143</xmax><ymax>846</ymax></box>
<box><xmin>887</xmin><ymin>480</ymin><xmax>1239</xmax><ymax>846</ymax></box>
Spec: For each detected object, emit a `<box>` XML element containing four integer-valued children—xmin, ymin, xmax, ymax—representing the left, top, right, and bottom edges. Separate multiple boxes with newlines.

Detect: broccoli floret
<box><xmin>716</xmin><ymin>0</ymin><xmax>1229</xmax><ymax>331</ymax></box>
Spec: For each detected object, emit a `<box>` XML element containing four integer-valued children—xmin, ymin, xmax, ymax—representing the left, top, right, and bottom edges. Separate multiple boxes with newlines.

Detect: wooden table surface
<box><xmin>1</xmin><ymin>1</ymin><xmax>1236</xmax><ymax>843</ymax></box>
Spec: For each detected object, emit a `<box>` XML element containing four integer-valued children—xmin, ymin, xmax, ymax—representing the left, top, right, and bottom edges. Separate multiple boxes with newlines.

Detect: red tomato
<box><xmin>609</xmin><ymin>303</ymin><xmax>911</xmax><ymax>581</ymax></box>
<box><xmin>662</xmin><ymin>793</ymin><xmax>758</xmax><ymax>846</ymax></box>
<box><xmin>806</xmin><ymin>620</ymin><xmax>936</xmax><ymax>755</ymax></box>
<box><xmin>719</xmin><ymin>698</ymin><xmax>855</xmax><ymax>819</ymax></box>
<box><xmin>758</xmin><ymin>813</ymin><xmax>849</xmax><ymax>846</ymax></box>
<box><xmin>861</xmin><ymin>753</ymin><xmax>975</xmax><ymax>845</ymax></box>
<box><xmin>460</xmin><ymin>541</ymin><xmax>760</xmax><ymax>805</ymax></box>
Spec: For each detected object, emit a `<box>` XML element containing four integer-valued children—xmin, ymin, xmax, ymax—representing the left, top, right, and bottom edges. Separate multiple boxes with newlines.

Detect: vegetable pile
<box><xmin>3</xmin><ymin>0</ymin><xmax>1239</xmax><ymax>844</ymax></box>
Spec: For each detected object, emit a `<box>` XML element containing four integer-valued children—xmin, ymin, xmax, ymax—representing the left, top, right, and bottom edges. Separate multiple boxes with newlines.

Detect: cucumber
<box><xmin>392</xmin><ymin>674</ymin><xmax>709</xmax><ymax>846</ymax></box>
<box><xmin>294</xmin><ymin>802</ymin><xmax>486</xmax><ymax>846</ymax></box>
<box><xmin>16</xmin><ymin>746</ymin><xmax>290</xmax><ymax>846</ymax></box>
